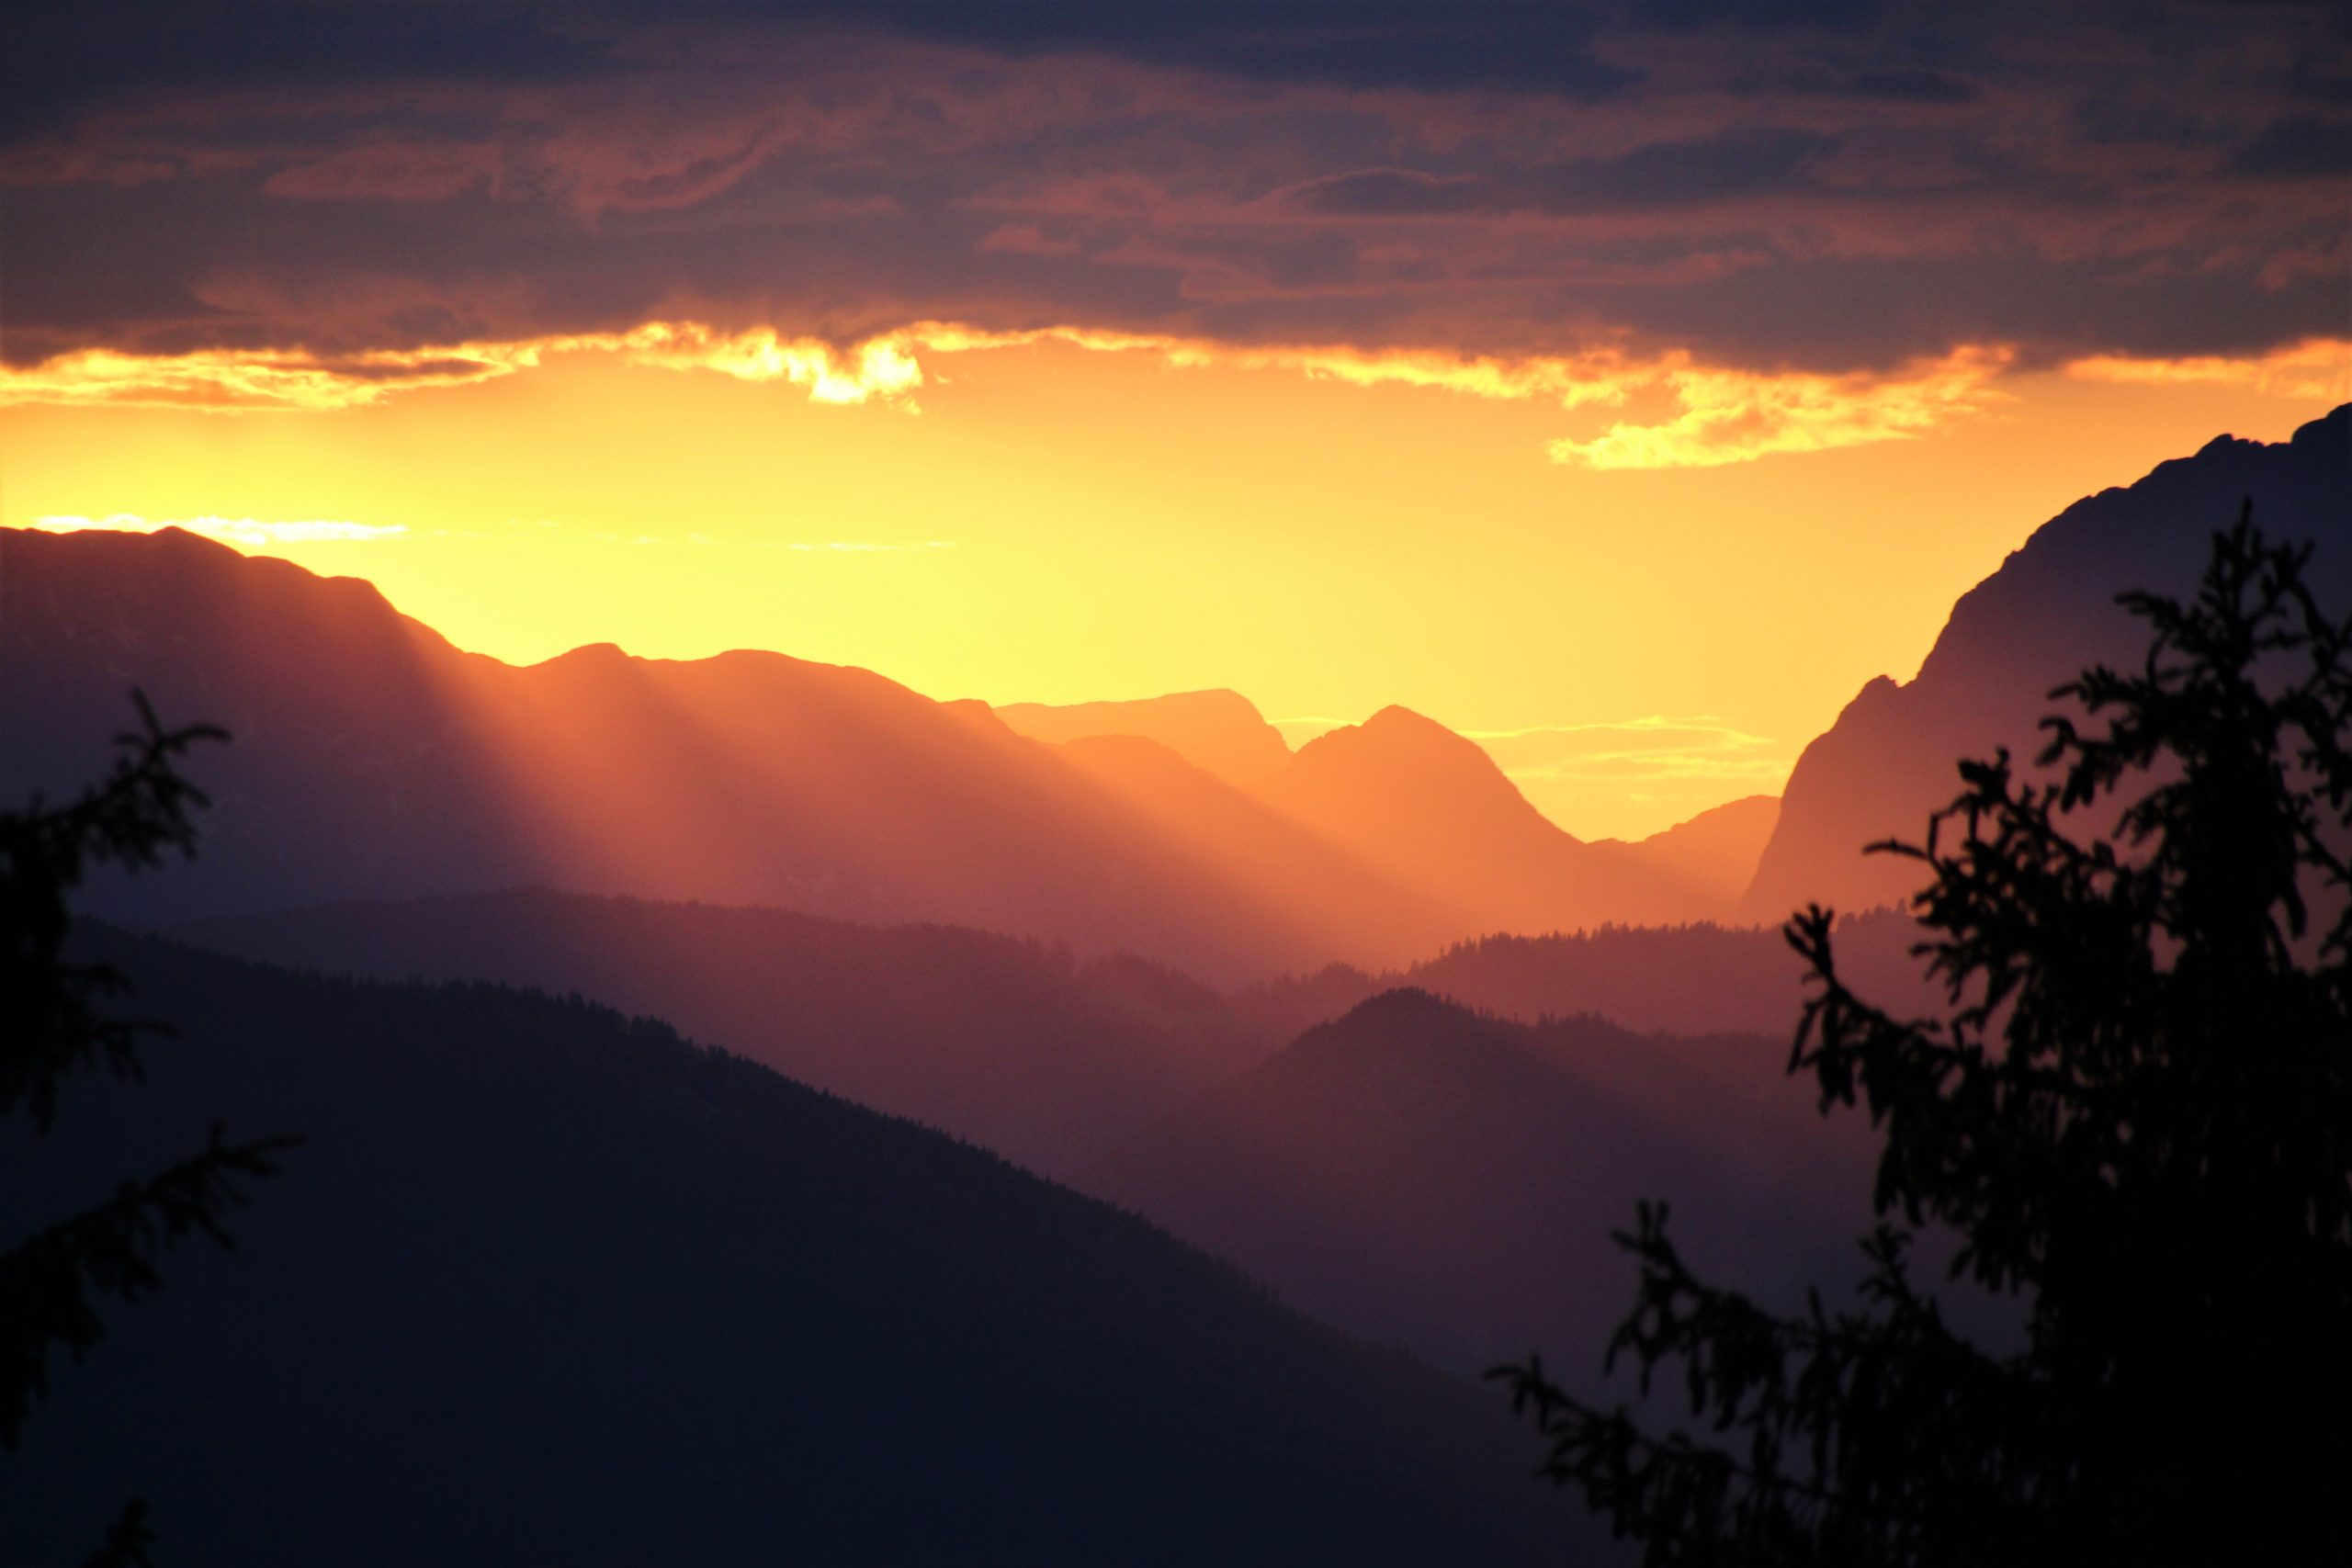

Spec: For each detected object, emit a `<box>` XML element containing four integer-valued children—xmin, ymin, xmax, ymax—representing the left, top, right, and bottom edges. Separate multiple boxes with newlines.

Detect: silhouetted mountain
<box><xmin>1014</xmin><ymin>695</ymin><xmax>1775</xmax><ymax>928</ymax></box>
<box><xmin>6</xmin><ymin>930</ymin><xmax>1592</xmax><ymax>1566</ymax></box>
<box><xmin>0</xmin><ymin>527</ymin><xmax>1445</xmax><ymax>981</ymax></box>
<box><xmin>1255</xmin><ymin>706</ymin><xmax>1717</xmax><ymax>932</ymax></box>
<box><xmin>183</xmin><ymin>887</ymin><xmax>1282</xmax><ymax>1182</ymax></box>
<box><xmin>1231</xmin><ymin>910</ymin><xmax>1934</xmax><ymax>1045</ymax></box>
<box><xmin>1090</xmin><ymin>989</ymin><xmax>1872</xmax><ymax>1379</ymax></box>
<box><xmin>1744</xmin><ymin>403</ymin><xmax>2352</xmax><ymax>921</ymax></box>
<box><xmin>1601</xmin><ymin>794</ymin><xmax>1780</xmax><ymax>910</ymax></box>
<box><xmin>995</xmin><ymin>689</ymin><xmax>1294</xmax><ymax>787</ymax></box>
<box><xmin>4</xmin><ymin>527</ymin><xmax>1766</xmax><ymax>979</ymax></box>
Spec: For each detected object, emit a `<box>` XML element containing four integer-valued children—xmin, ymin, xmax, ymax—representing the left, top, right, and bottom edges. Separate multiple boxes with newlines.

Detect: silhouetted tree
<box><xmin>2</xmin><ymin>695</ymin><xmax>299</xmax><ymax>1563</ymax></box>
<box><xmin>1493</xmin><ymin>512</ymin><xmax>2352</xmax><ymax>1564</ymax></box>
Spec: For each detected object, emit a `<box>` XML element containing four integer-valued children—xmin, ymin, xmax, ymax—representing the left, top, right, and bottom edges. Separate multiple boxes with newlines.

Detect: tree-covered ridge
<box><xmin>6</xmin><ymin>925</ymin><xmax>1589</xmax><ymax>1566</ymax></box>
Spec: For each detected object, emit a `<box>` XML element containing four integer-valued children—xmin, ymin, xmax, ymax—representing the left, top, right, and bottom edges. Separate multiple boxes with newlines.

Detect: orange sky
<box><xmin>6</xmin><ymin>335</ymin><xmax>2341</xmax><ymax>839</ymax></box>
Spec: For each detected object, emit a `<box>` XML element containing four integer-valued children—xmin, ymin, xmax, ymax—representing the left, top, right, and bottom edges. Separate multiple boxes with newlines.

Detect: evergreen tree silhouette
<box><xmin>1492</xmin><ymin>511</ymin><xmax>2352</xmax><ymax>1564</ymax></box>
<box><xmin>1</xmin><ymin>695</ymin><xmax>299</xmax><ymax>1564</ymax></box>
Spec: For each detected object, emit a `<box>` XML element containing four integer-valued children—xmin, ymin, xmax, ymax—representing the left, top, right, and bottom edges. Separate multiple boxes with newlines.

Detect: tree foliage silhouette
<box><xmin>2</xmin><ymin>695</ymin><xmax>299</xmax><ymax>1563</ymax></box>
<box><xmin>1493</xmin><ymin>512</ymin><xmax>2352</xmax><ymax>1564</ymax></box>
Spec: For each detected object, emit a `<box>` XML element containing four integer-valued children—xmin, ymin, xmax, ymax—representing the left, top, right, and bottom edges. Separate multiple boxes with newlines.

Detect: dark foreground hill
<box><xmin>183</xmin><ymin>887</ymin><xmax>1275</xmax><ymax>1183</ymax></box>
<box><xmin>5</xmin><ymin>931</ymin><xmax>1593</xmax><ymax>1567</ymax></box>
<box><xmin>1091</xmin><ymin>989</ymin><xmax>1877</xmax><ymax>1380</ymax></box>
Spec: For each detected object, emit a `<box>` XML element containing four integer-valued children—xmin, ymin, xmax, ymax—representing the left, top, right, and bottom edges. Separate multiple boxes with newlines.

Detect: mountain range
<box><xmin>1089</xmin><ymin>987</ymin><xmax>1877</xmax><ymax>1378</ymax></box>
<box><xmin>5</xmin><ymin>531</ymin><xmax>1749</xmax><ymax>985</ymax></box>
<box><xmin>7</xmin><ymin>930</ymin><xmax>1587</xmax><ymax>1566</ymax></box>
<box><xmin>185</xmin><ymin>887</ymin><xmax>1275</xmax><ymax>1183</ymax></box>
<box><xmin>183</xmin><ymin>886</ymin><xmax>1912</xmax><ymax>1381</ymax></box>
<box><xmin>10</xmin><ymin>404</ymin><xmax>2346</xmax><ymax>1566</ymax></box>
<box><xmin>14</xmin><ymin>410</ymin><xmax>2341</xmax><ymax>983</ymax></box>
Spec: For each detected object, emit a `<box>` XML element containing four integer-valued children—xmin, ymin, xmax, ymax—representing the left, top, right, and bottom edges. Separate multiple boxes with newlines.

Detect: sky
<box><xmin>5</xmin><ymin>1</ymin><xmax>2346</xmax><ymax>839</ymax></box>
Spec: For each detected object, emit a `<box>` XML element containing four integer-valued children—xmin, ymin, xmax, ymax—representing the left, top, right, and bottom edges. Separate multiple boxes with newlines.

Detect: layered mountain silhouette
<box><xmin>1743</xmin><ymin>402</ymin><xmax>2352</xmax><ymax>920</ymax></box>
<box><xmin>994</xmin><ymin>688</ymin><xmax>1294</xmax><ymax>787</ymax></box>
<box><xmin>1230</xmin><ymin>908</ymin><xmax>1934</xmax><ymax>1046</ymax></box>
<box><xmin>181</xmin><ymin>893</ymin><xmax>1949</xmax><ymax>1200</ymax></box>
<box><xmin>9</xmin><ymin>930</ymin><xmax>1589</xmax><ymax>1566</ymax></box>
<box><xmin>1266</xmin><ymin>708</ymin><xmax>1786</xmax><ymax>930</ymax></box>
<box><xmin>3</xmin><ymin>526</ymin><xmax>1749</xmax><ymax>983</ymax></box>
<box><xmin>184</xmin><ymin>887</ymin><xmax>1282</xmax><ymax>1183</ymax></box>
<box><xmin>1037</xmin><ymin>731</ymin><xmax>1468</xmax><ymax>965</ymax></box>
<box><xmin>1023</xmin><ymin>696</ymin><xmax>1766</xmax><ymax>935</ymax></box>
<box><xmin>1614</xmin><ymin>794</ymin><xmax>1780</xmax><ymax>909</ymax></box>
<box><xmin>1089</xmin><ymin>988</ymin><xmax>1874</xmax><ymax>1378</ymax></box>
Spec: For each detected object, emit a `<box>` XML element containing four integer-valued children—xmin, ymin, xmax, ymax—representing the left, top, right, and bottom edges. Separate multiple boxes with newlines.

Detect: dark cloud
<box><xmin>728</xmin><ymin>1</ymin><xmax>1644</xmax><ymax>99</ymax></box>
<box><xmin>1</xmin><ymin>0</ymin><xmax>2345</xmax><ymax>377</ymax></box>
<box><xmin>2229</xmin><ymin>116</ymin><xmax>2352</xmax><ymax>180</ymax></box>
<box><xmin>1289</xmin><ymin>130</ymin><xmax>1839</xmax><ymax>218</ymax></box>
<box><xmin>0</xmin><ymin>2</ymin><xmax>615</xmax><ymax>140</ymax></box>
<box><xmin>1779</xmin><ymin>65</ymin><xmax>1979</xmax><ymax>104</ymax></box>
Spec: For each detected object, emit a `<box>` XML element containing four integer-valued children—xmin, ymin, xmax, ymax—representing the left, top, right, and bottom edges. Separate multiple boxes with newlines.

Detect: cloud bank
<box><xmin>4</xmin><ymin>2</ymin><xmax>2344</xmax><ymax>463</ymax></box>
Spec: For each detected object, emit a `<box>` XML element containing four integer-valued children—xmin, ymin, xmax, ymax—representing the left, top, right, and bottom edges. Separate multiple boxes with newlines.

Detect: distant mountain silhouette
<box><xmin>1009</xmin><ymin>696</ymin><xmax>1782</xmax><ymax>923</ymax></box>
<box><xmin>1046</xmin><ymin>733</ymin><xmax>1472</xmax><ymax>962</ymax></box>
<box><xmin>994</xmin><ymin>689</ymin><xmax>1294</xmax><ymax>787</ymax></box>
<box><xmin>1230</xmin><ymin>909</ymin><xmax>1933</xmax><ymax>1045</ymax></box>
<box><xmin>0</xmin><ymin>529</ymin><xmax>1417</xmax><ymax>979</ymax></box>
<box><xmin>6</xmin><ymin>930</ymin><xmax>1591</xmax><ymax>1566</ymax></box>
<box><xmin>1254</xmin><ymin>706</ymin><xmax>1722</xmax><ymax>932</ymax></box>
<box><xmin>2</xmin><ymin>527</ymin><xmax>1760</xmax><ymax>980</ymax></box>
<box><xmin>1743</xmin><ymin>403</ymin><xmax>2352</xmax><ymax>921</ymax></box>
<box><xmin>183</xmin><ymin>887</ymin><xmax>1281</xmax><ymax>1182</ymax></box>
<box><xmin>1600</xmin><ymin>794</ymin><xmax>1780</xmax><ymax>909</ymax></box>
<box><xmin>1089</xmin><ymin>988</ymin><xmax>1872</xmax><ymax>1378</ymax></box>
<box><xmin>185</xmin><ymin>892</ymin><xmax>1938</xmax><ymax>1185</ymax></box>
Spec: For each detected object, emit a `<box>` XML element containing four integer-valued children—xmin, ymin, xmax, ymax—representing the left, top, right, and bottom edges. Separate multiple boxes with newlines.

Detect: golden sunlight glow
<box><xmin>32</xmin><ymin>513</ymin><xmax>409</xmax><ymax>546</ymax></box>
<box><xmin>12</xmin><ymin>317</ymin><xmax>2331</xmax><ymax>479</ymax></box>
<box><xmin>1545</xmin><ymin>348</ymin><xmax>2016</xmax><ymax>469</ymax></box>
<box><xmin>6</xmin><ymin>317</ymin><xmax>2021</xmax><ymax>470</ymax></box>
<box><xmin>0</xmin><ymin>323</ymin><xmax>931</xmax><ymax>414</ymax></box>
<box><xmin>4</xmin><ymin>331</ymin><xmax>2334</xmax><ymax>840</ymax></box>
<box><xmin>2064</xmin><ymin>338</ymin><xmax>2352</xmax><ymax>402</ymax></box>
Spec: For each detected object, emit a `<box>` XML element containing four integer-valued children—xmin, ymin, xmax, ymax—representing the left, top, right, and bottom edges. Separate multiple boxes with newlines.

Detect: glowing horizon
<box><xmin>12</xmin><ymin>336</ymin><xmax>2337</xmax><ymax>840</ymax></box>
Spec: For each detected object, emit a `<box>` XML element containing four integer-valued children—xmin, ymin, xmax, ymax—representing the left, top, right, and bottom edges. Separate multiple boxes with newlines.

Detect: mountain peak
<box><xmin>1285</xmin><ymin>705</ymin><xmax>1525</xmax><ymax>802</ymax></box>
<box><xmin>146</xmin><ymin>524</ymin><xmax>241</xmax><ymax>554</ymax></box>
<box><xmin>1743</xmin><ymin>402</ymin><xmax>2350</xmax><ymax>921</ymax></box>
<box><xmin>541</xmin><ymin>640</ymin><xmax>631</xmax><ymax>666</ymax></box>
<box><xmin>1358</xmin><ymin>704</ymin><xmax>1452</xmax><ymax>737</ymax></box>
<box><xmin>996</xmin><ymin>687</ymin><xmax>1292</xmax><ymax>787</ymax></box>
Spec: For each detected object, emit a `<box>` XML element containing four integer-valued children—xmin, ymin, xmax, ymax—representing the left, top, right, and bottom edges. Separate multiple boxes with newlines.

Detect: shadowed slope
<box><xmin>1053</xmin><ymin>734</ymin><xmax>1466</xmax><ymax>966</ymax></box>
<box><xmin>182</xmin><ymin>887</ymin><xmax>1280</xmax><ymax>1182</ymax></box>
<box><xmin>1743</xmin><ymin>403</ymin><xmax>2352</xmax><ymax>920</ymax></box>
<box><xmin>1088</xmin><ymin>989</ymin><xmax>1871</xmax><ymax>1380</ymax></box>
<box><xmin>1600</xmin><ymin>794</ymin><xmax>1780</xmax><ymax>910</ymax></box>
<box><xmin>6</xmin><ymin>931</ymin><xmax>1589</xmax><ymax>1567</ymax></box>
<box><xmin>1231</xmin><ymin>909</ymin><xmax>1934</xmax><ymax>1045</ymax></box>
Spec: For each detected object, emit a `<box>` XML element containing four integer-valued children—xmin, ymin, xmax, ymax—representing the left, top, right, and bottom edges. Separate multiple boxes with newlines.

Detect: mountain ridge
<box><xmin>6</xmin><ymin>525</ymin><xmax>1749</xmax><ymax>979</ymax></box>
<box><xmin>1742</xmin><ymin>402</ymin><xmax>2352</xmax><ymax>920</ymax></box>
<box><xmin>6</xmin><ymin>926</ymin><xmax>1588</xmax><ymax>1565</ymax></box>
